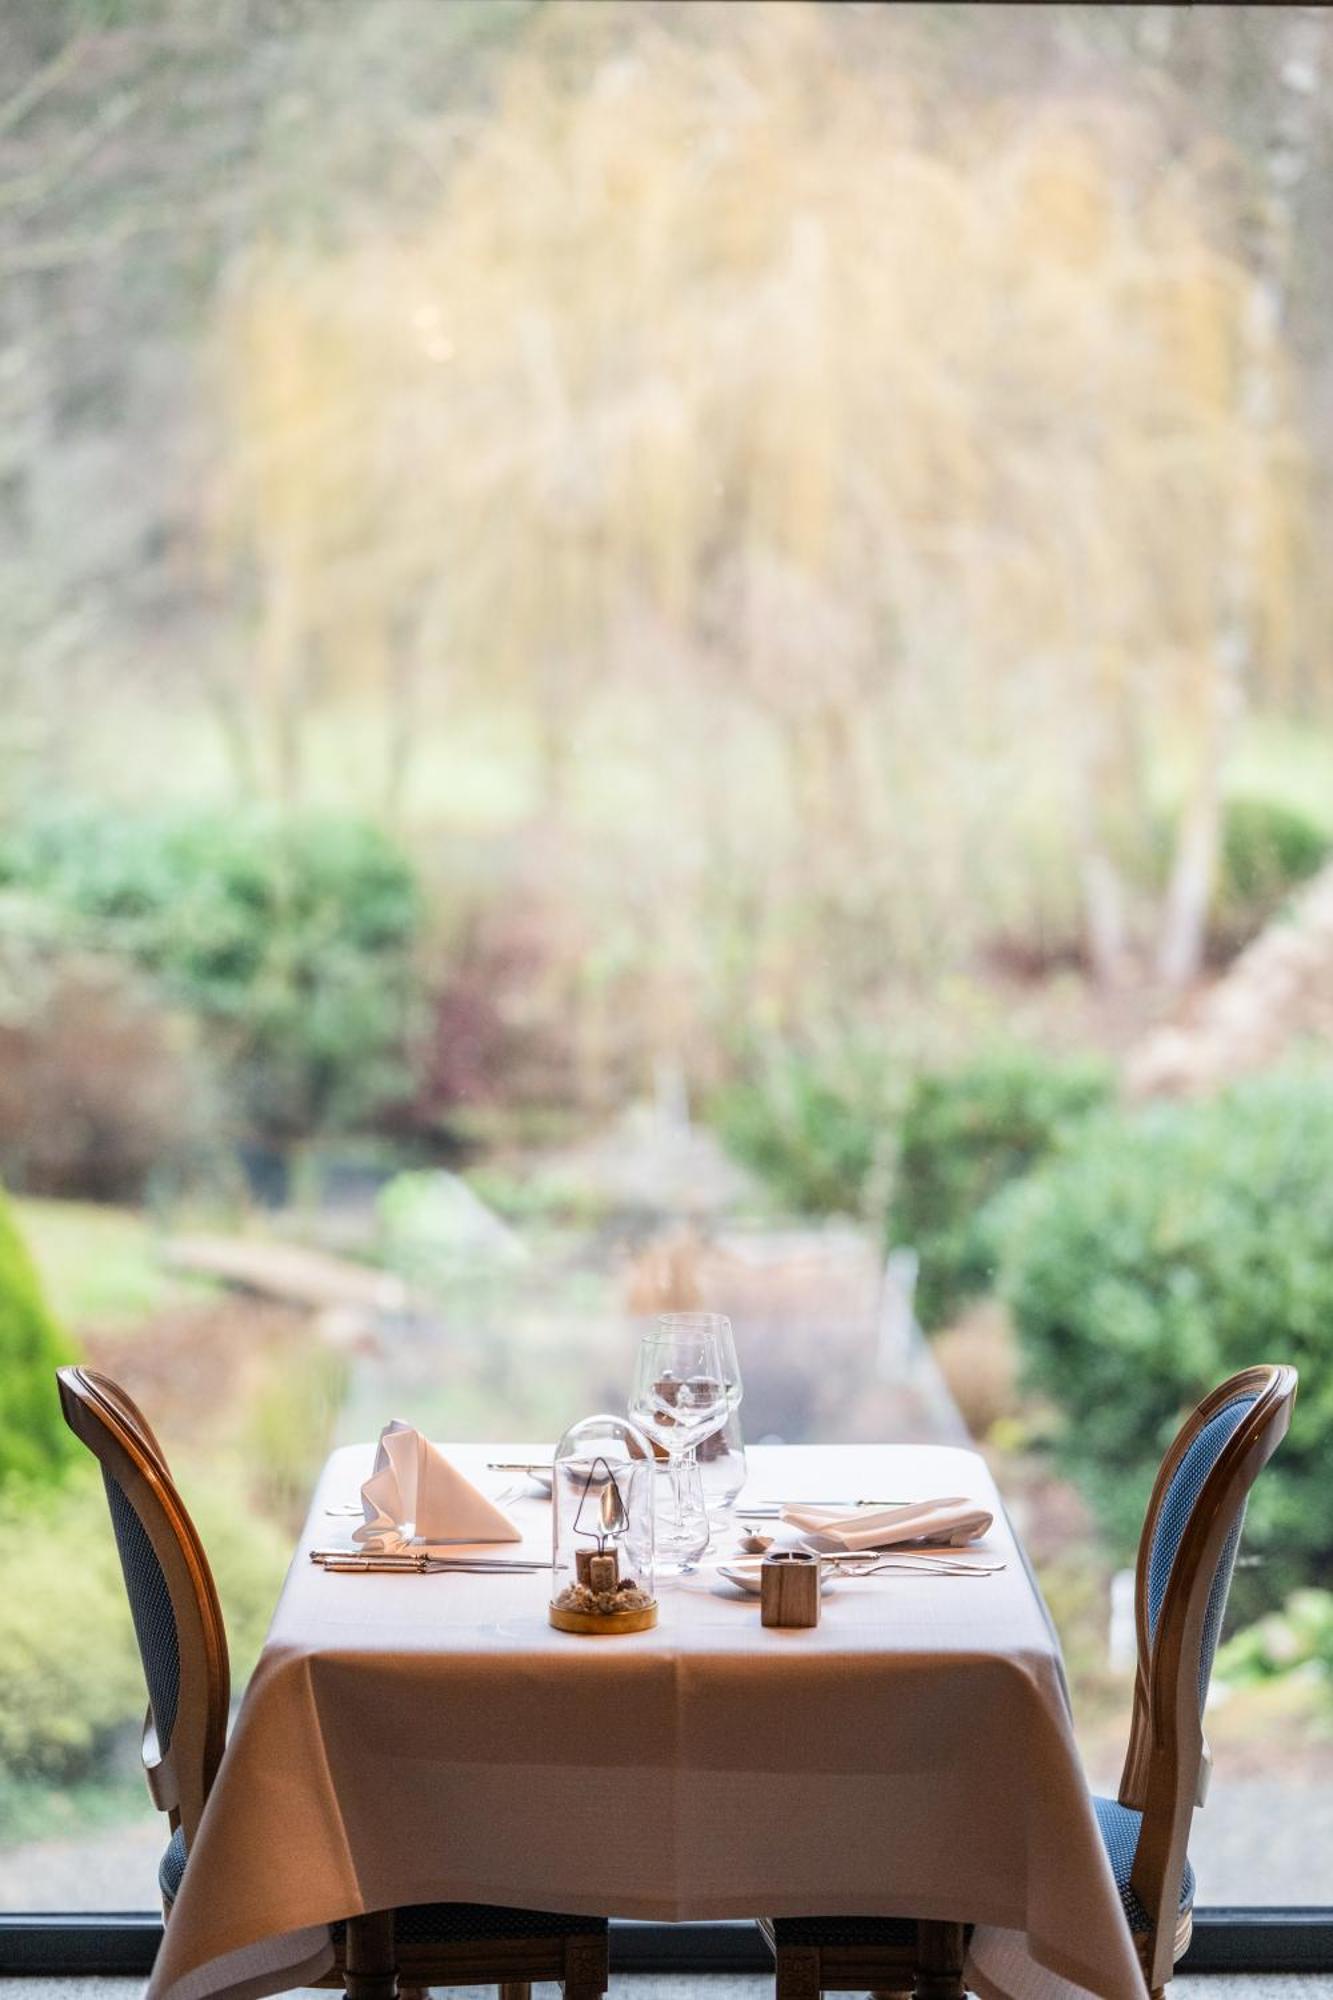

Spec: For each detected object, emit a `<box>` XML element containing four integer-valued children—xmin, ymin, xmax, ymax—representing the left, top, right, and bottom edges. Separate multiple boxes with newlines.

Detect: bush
<box><xmin>1217</xmin><ymin>1588</ymin><xmax>1333</xmax><ymax>1693</ymax></box>
<box><xmin>1212</xmin><ymin>795</ymin><xmax>1331</xmax><ymax>951</ymax></box>
<box><xmin>0</xmin><ymin>1465</ymin><xmax>286</xmax><ymax>1785</ymax></box>
<box><xmin>710</xmin><ymin>1040</ymin><xmax>902</xmax><ymax>1218</ymax></box>
<box><xmin>0</xmin><ymin>808</ymin><xmax>423</xmax><ymax>1141</ymax></box>
<box><xmin>0</xmin><ymin>1188</ymin><xmax>76</xmax><ymax>1488</ymax></box>
<box><xmin>994</xmin><ymin>1072</ymin><xmax>1333</xmax><ymax>1591</ymax></box>
<box><xmin>0</xmin><ymin>945</ymin><xmax>204</xmax><ymax>1200</ymax></box>
<box><xmin>889</xmin><ymin>1048</ymin><xmax>1112</xmax><ymax>1330</ymax></box>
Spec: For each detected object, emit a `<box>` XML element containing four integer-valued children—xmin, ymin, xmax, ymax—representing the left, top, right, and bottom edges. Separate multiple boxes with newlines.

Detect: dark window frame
<box><xmin>2</xmin><ymin>1912</ymin><xmax>1332</xmax><ymax>1979</ymax></box>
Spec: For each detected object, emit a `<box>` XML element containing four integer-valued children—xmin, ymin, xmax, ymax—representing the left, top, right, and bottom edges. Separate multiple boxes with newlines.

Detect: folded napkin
<box><xmin>354</xmin><ymin>1421</ymin><xmax>521</xmax><ymax>1552</ymax></box>
<box><xmin>782</xmin><ymin>1495</ymin><xmax>992</xmax><ymax>1552</ymax></box>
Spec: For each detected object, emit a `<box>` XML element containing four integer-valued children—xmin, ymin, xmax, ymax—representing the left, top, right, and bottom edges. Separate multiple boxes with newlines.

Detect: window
<box><xmin>1</xmin><ymin>0</ymin><xmax>1330</xmax><ymax>1955</ymax></box>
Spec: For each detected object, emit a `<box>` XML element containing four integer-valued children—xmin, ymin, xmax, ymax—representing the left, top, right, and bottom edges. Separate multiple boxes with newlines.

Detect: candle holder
<box><xmin>549</xmin><ymin>1415</ymin><xmax>658</xmax><ymax>1635</ymax></box>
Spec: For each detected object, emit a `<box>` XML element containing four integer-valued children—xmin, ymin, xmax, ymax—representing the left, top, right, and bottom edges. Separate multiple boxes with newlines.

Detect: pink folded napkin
<box><xmin>781</xmin><ymin>1495</ymin><xmax>993</xmax><ymax>1552</ymax></box>
<box><xmin>354</xmin><ymin>1420</ymin><xmax>521</xmax><ymax>1552</ymax></box>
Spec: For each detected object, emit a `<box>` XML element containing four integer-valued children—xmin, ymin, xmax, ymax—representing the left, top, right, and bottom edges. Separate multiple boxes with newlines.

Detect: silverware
<box><xmin>310</xmin><ymin>1548</ymin><xmax>551</xmax><ymax>1571</ymax></box>
<box><xmin>827</xmin><ymin>1553</ymin><xmax>1005</xmax><ymax>1577</ymax></box>
<box><xmin>316</xmin><ymin>1555</ymin><xmax>550</xmax><ymax>1574</ymax></box>
<box><xmin>324</xmin><ymin>1503</ymin><xmax>365</xmax><ymax>1516</ymax></box>
<box><xmin>736</xmin><ymin>1499</ymin><xmax>916</xmax><ymax>1519</ymax></box>
<box><xmin>486</xmin><ymin>1461</ymin><xmax>554</xmax><ymax>1493</ymax></box>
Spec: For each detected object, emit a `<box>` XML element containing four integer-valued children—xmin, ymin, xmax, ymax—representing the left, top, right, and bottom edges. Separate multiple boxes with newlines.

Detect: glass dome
<box><xmin>549</xmin><ymin>1414</ymin><xmax>657</xmax><ymax>1634</ymax></box>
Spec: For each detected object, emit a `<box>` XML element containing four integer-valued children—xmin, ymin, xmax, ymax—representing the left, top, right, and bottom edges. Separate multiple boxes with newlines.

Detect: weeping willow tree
<box><xmin>208</xmin><ymin>0</ymin><xmax>1314</xmax><ymax>1010</ymax></box>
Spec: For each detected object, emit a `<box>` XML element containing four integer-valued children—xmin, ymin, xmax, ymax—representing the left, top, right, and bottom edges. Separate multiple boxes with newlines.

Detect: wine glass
<box><xmin>629</xmin><ymin>1316</ymin><xmax>728</xmax><ymax>1572</ymax></box>
<box><xmin>683</xmin><ymin>1314</ymin><xmax>746</xmax><ymax>1521</ymax></box>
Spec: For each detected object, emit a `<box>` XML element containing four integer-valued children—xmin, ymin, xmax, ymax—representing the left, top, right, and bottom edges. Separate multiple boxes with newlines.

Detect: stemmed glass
<box><xmin>629</xmin><ymin>1315</ymin><xmax>729</xmax><ymax>1573</ymax></box>
<box><xmin>691</xmin><ymin>1315</ymin><xmax>746</xmax><ymax>1519</ymax></box>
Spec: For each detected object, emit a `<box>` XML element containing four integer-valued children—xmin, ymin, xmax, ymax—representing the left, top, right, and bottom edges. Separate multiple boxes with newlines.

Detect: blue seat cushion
<box><xmin>1093</xmin><ymin>1793</ymin><xmax>1194</xmax><ymax>1935</ymax></box>
<box><xmin>161</xmin><ymin>1826</ymin><xmax>604</xmax><ymax>1941</ymax></box>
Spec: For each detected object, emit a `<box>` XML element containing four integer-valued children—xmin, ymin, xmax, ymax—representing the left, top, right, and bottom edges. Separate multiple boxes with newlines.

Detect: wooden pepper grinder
<box><xmin>760</xmin><ymin>1549</ymin><xmax>821</xmax><ymax>1629</ymax></box>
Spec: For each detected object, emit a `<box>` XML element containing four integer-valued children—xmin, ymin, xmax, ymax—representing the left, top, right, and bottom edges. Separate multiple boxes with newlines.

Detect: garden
<box><xmin>4</xmin><ymin>0</ymin><xmax>1333</xmax><ymax>1909</ymax></box>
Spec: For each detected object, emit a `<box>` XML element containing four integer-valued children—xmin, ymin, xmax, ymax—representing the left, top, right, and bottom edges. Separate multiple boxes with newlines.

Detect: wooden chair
<box><xmin>57</xmin><ymin>1365</ymin><xmax>609</xmax><ymax>2000</ymax></box>
<box><xmin>761</xmin><ymin>1362</ymin><xmax>1297</xmax><ymax>2000</ymax></box>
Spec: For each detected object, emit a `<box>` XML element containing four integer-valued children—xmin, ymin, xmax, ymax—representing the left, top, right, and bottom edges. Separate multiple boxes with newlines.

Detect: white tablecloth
<box><xmin>147</xmin><ymin>1442</ymin><xmax>1146</xmax><ymax>2000</ymax></box>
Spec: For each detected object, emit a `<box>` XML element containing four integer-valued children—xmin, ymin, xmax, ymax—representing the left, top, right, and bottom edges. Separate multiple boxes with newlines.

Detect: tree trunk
<box><xmin>1155</xmin><ymin>7</ymin><xmax>1325</xmax><ymax>988</ymax></box>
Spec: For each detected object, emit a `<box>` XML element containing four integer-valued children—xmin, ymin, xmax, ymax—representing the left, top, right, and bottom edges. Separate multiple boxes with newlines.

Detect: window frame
<box><xmin>2</xmin><ymin>1913</ymin><xmax>1332</xmax><ymax>1979</ymax></box>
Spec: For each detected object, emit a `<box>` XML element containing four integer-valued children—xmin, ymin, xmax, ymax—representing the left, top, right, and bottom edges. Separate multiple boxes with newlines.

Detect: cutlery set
<box><xmin>310</xmin><ymin>1548</ymin><xmax>551</xmax><ymax>1574</ymax></box>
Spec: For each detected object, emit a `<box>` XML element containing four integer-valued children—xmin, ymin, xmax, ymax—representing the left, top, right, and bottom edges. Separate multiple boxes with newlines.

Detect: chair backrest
<box><xmin>1119</xmin><ymin>1364</ymin><xmax>1296</xmax><ymax>1989</ymax></box>
<box><xmin>56</xmin><ymin>1366</ymin><xmax>229</xmax><ymax>1848</ymax></box>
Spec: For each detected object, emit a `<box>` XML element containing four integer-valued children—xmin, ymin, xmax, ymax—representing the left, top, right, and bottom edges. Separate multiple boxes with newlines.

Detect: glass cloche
<box><xmin>549</xmin><ymin>1414</ymin><xmax>658</xmax><ymax>1635</ymax></box>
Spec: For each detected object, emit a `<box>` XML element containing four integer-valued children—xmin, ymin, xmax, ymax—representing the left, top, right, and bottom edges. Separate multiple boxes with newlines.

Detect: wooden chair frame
<box><xmin>57</xmin><ymin>1365</ymin><xmax>229</xmax><ymax>1858</ymax></box>
<box><xmin>1118</xmin><ymin>1362</ymin><xmax>1296</xmax><ymax>1995</ymax></box>
<box><xmin>763</xmin><ymin>1363</ymin><xmax>1296</xmax><ymax>2000</ymax></box>
<box><xmin>759</xmin><ymin>1915</ymin><xmax>965</xmax><ymax>2000</ymax></box>
<box><xmin>57</xmin><ymin>1366</ymin><xmax>609</xmax><ymax>2000</ymax></box>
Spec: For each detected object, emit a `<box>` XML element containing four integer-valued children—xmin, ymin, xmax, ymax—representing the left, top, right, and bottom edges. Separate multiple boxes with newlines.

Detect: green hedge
<box><xmin>710</xmin><ymin>1041</ymin><xmax>901</xmax><ymax>1218</ymax></box>
<box><xmin>0</xmin><ymin>808</ymin><xmax>422</xmax><ymax>1139</ymax></box>
<box><xmin>0</xmin><ymin>1466</ymin><xmax>286</xmax><ymax>1786</ymax></box>
<box><xmin>994</xmin><ymin>1072</ymin><xmax>1333</xmax><ymax>1590</ymax></box>
<box><xmin>888</xmin><ymin>1049</ymin><xmax>1112</xmax><ymax>1330</ymax></box>
<box><xmin>1213</xmin><ymin>795</ymin><xmax>1330</xmax><ymax>948</ymax></box>
<box><xmin>0</xmin><ymin>1189</ymin><xmax>75</xmax><ymax>1488</ymax></box>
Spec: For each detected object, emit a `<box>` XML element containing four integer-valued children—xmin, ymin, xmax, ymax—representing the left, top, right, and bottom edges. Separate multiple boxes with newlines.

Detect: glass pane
<box><xmin>2</xmin><ymin>0</ymin><xmax>1329</xmax><ymax>1916</ymax></box>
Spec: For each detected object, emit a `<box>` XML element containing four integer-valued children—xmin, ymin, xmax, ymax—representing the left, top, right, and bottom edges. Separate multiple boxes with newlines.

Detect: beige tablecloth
<box><xmin>147</xmin><ymin>1442</ymin><xmax>1146</xmax><ymax>2000</ymax></box>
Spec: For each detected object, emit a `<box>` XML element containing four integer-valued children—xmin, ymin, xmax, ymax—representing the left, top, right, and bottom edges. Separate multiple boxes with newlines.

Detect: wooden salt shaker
<box><xmin>760</xmin><ymin>1549</ymin><xmax>821</xmax><ymax>1629</ymax></box>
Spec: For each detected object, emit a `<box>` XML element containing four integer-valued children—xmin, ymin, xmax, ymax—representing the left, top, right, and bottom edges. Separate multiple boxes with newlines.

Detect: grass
<box><xmin>14</xmin><ymin>1198</ymin><xmax>215</xmax><ymax>1331</ymax></box>
<box><xmin>0</xmin><ymin>1767</ymin><xmax>151</xmax><ymax>1851</ymax></box>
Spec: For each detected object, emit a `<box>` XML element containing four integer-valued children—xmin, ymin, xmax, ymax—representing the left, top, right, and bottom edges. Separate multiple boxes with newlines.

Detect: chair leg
<box><xmin>344</xmin><ymin>1910</ymin><xmax>397</xmax><ymax>2000</ymax></box>
<box><xmin>561</xmin><ymin>1931</ymin><xmax>609</xmax><ymax>2000</ymax></box>
<box><xmin>500</xmin><ymin>1985</ymin><xmax>531</xmax><ymax>2000</ymax></box>
<box><xmin>775</xmin><ymin>1942</ymin><xmax>822</xmax><ymax>2000</ymax></box>
<box><xmin>914</xmin><ymin>1921</ymin><xmax>965</xmax><ymax>2000</ymax></box>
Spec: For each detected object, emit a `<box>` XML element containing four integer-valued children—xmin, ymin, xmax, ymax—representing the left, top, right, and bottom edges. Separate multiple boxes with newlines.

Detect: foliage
<box><xmin>14</xmin><ymin>1198</ymin><xmax>208</xmax><ymax>1329</ymax></box>
<box><xmin>245</xmin><ymin>1342</ymin><xmax>351</xmax><ymax>1535</ymax></box>
<box><xmin>0</xmin><ymin>809</ymin><xmax>422</xmax><ymax>1141</ymax></box>
<box><xmin>205</xmin><ymin>2</ymin><xmax>1315</xmax><ymax>1018</ymax></box>
<box><xmin>0</xmin><ymin>943</ymin><xmax>205</xmax><ymax>1200</ymax></box>
<box><xmin>1217</xmin><ymin>1588</ymin><xmax>1333</xmax><ymax>1694</ymax></box>
<box><xmin>0</xmin><ymin>1188</ymin><xmax>76</xmax><ymax>1489</ymax></box>
<box><xmin>993</xmin><ymin>1073</ymin><xmax>1333</xmax><ymax>1589</ymax></box>
<box><xmin>0</xmin><ymin>1463</ymin><xmax>285</xmax><ymax>1783</ymax></box>
<box><xmin>710</xmin><ymin>1041</ymin><xmax>902</xmax><ymax>1219</ymax></box>
<box><xmin>889</xmin><ymin>1049</ymin><xmax>1113</xmax><ymax>1330</ymax></box>
<box><xmin>1213</xmin><ymin>794</ymin><xmax>1332</xmax><ymax>950</ymax></box>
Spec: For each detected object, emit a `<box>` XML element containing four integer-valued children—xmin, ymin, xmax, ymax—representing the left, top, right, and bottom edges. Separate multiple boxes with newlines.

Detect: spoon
<box><xmin>738</xmin><ymin>1529</ymin><xmax>776</xmax><ymax>1554</ymax></box>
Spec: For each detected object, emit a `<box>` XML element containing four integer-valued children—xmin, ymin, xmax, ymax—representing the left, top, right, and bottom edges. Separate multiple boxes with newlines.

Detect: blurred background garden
<box><xmin>4</xmin><ymin>0</ymin><xmax>1333</xmax><ymax>1908</ymax></box>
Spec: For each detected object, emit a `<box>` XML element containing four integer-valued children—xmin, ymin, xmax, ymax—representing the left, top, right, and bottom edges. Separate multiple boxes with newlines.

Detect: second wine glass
<box><xmin>629</xmin><ymin>1314</ymin><xmax>729</xmax><ymax>1573</ymax></box>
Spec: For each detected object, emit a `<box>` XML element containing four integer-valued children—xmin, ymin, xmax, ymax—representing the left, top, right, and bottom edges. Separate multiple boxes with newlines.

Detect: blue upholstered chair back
<box><xmin>56</xmin><ymin>1366</ymin><xmax>229</xmax><ymax>1851</ymax></box>
<box><xmin>1121</xmin><ymin>1365</ymin><xmax>1296</xmax><ymax>1993</ymax></box>
<box><xmin>104</xmin><ymin>1469</ymin><xmax>183</xmax><ymax>1753</ymax></box>
<box><xmin>1145</xmin><ymin>1392</ymin><xmax>1255</xmax><ymax>1710</ymax></box>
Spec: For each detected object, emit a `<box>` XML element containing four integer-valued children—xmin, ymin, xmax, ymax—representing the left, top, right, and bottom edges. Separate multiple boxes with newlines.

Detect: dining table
<box><xmin>145</xmin><ymin>1439</ymin><xmax>1148</xmax><ymax>2000</ymax></box>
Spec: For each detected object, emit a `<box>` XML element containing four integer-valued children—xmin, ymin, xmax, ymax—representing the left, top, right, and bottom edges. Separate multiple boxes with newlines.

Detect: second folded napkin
<box><xmin>354</xmin><ymin>1420</ymin><xmax>521</xmax><ymax>1552</ymax></box>
<box><xmin>782</xmin><ymin>1496</ymin><xmax>993</xmax><ymax>1552</ymax></box>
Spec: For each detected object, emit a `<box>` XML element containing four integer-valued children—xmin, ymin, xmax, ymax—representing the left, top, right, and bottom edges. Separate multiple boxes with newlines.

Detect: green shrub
<box><xmin>0</xmin><ymin>808</ymin><xmax>422</xmax><ymax>1140</ymax></box>
<box><xmin>994</xmin><ymin>1072</ymin><xmax>1333</xmax><ymax>1591</ymax></box>
<box><xmin>889</xmin><ymin>1048</ymin><xmax>1112</xmax><ymax>1330</ymax></box>
<box><xmin>1216</xmin><ymin>1588</ymin><xmax>1333</xmax><ymax>1693</ymax></box>
<box><xmin>0</xmin><ymin>1465</ymin><xmax>286</xmax><ymax>1786</ymax></box>
<box><xmin>1212</xmin><ymin>795</ymin><xmax>1331</xmax><ymax>949</ymax></box>
<box><xmin>710</xmin><ymin>1040</ymin><xmax>901</xmax><ymax>1218</ymax></box>
<box><xmin>0</xmin><ymin>1188</ymin><xmax>76</xmax><ymax>1488</ymax></box>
